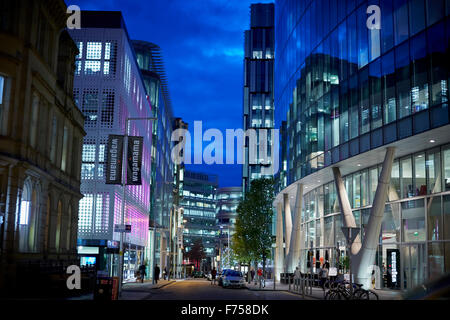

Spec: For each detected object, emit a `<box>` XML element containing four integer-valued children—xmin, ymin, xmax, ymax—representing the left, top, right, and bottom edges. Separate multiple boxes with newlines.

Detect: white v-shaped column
<box><xmin>283</xmin><ymin>193</ymin><xmax>293</xmax><ymax>257</ymax></box>
<box><xmin>286</xmin><ymin>183</ymin><xmax>303</xmax><ymax>273</ymax></box>
<box><xmin>274</xmin><ymin>201</ymin><xmax>284</xmax><ymax>281</ymax></box>
<box><xmin>333</xmin><ymin>147</ymin><xmax>396</xmax><ymax>289</ymax></box>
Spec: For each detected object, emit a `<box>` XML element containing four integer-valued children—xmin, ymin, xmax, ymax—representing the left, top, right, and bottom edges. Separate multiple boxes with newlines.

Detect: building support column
<box><xmin>274</xmin><ymin>201</ymin><xmax>284</xmax><ymax>282</ymax></box>
<box><xmin>354</xmin><ymin>147</ymin><xmax>396</xmax><ymax>289</ymax></box>
<box><xmin>283</xmin><ymin>193</ymin><xmax>292</xmax><ymax>257</ymax></box>
<box><xmin>332</xmin><ymin>167</ymin><xmax>362</xmax><ymax>256</ymax></box>
<box><xmin>286</xmin><ymin>183</ymin><xmax>303</xmax><ymax>273</ymax></box>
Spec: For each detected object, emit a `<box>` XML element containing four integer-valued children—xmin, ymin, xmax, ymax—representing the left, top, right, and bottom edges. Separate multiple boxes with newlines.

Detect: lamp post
<box><xmin>118</xmin><ymin>117</ymin><xmax>156</xmax><ymax>297</ymax></box>
<box><xmin>219</xmin><ymin>225</ymin><xmax>230</xmax><ymax>268</ymax></box>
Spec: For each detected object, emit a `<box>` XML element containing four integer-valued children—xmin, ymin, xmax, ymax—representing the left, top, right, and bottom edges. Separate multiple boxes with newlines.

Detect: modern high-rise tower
<box><xmin>242</xmin><ymin>3</ymin><xmax>275</xmax><ymax>194</ymax></box>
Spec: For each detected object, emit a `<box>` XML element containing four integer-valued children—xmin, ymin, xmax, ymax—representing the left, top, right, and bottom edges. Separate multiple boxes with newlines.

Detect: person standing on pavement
<box><xmin>211</xmin><ymin>268</ymin><xmax>217</xmax><ymax>285</ymax></box>
<box><xmin>294</xmin><ymin>267</ymin><xmax>300</xmax><ymax>290</ymax></box>
<box><xmin>320</xmin><ymin>263</ymin><xmax>328</xmax><ymax>289</ymax></box>
<box><xmin>250</xmin><ymin>269</ymin><xmax>255</xmax><ymax>283</ymax></box>
<box><xmin>139</xmin><ymin>263</ymin><xmax>147</xmax><ymax>283</ymax></box>
<box><xmin>257</xmin><ymin>268</ymin><xmax>265</xmax><ymax>287</ymax></box>
<box><xmin>154</xmin><ymin>264</ymin><xmax>160</xmax><ymax>284</ymax></box>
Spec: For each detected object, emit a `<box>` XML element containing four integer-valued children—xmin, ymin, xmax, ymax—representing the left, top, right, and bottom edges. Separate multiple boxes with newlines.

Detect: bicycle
<box><xmin>325</xmin><ymin>281</ymin><xmax>379</xmax><ymax>300</ymax></box>
<box><xmin>353</xmin><ymin>284</ymin><xmax>379</xmax><ymax>300</ymax></box>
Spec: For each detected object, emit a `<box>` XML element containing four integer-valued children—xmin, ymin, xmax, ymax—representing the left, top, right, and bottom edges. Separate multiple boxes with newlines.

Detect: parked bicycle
<box><xmin>325</xmin><ymin>280</ymin><xmax>379</xmax><ymax>300</ymax></box>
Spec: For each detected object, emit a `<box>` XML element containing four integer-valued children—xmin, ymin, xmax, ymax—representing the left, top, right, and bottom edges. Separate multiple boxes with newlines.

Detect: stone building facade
<box><xmin>0</xmin><ymin>0</ymin><xmax>86</xmax><ymax>294</ymax></box>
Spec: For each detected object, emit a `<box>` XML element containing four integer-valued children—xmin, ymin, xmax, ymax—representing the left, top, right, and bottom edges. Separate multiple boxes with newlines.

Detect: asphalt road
<box><xmin>130</xmin><ymin>279</ymin><xmax>303</xmax><ymax>300</ymax></box>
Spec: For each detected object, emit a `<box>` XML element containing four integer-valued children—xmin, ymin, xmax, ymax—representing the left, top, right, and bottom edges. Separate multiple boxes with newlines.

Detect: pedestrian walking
<box><xmin>211</xmin><ymin>268</ymin><xmax>217</xmax><ymax>285</ymax></box>
<box><xmin>250</xmin><ymin>269</ymin><xmax>255</xmax><ymax>283</ymax></box>
<box><xmin>154</xmin><ymin>264</ymin><xmax>160</xmax><ymax>284</ymax></box>
<box><xmin>163</xmin><ymin>267</ymin><xmax>168</xmax><ymax>280</ymax></box>
<box><xmin>320</xmin><ymin>263</ymin><xmax>328</xmax><ymax>289</ymax></box>
<box><xmin>294</xmin><ymin>267</ymin><xmax>300</xmax><ymax>290</ymax></box>
<box><xmin>139</xmin><ymin>263</ymin><xmax>147</xmax><ymax>283</ymax></box>
<box><xmin>257</xmin><ymin>268</ymin><xmax>265</xmax><ymax>288</ymax></box>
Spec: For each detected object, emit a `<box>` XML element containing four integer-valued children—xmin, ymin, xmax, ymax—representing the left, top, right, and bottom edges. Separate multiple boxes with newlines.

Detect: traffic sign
<box><xmin>341</xmin><ymin>227</ymin><xmax>360</xmax><ymax>245</ymax></box>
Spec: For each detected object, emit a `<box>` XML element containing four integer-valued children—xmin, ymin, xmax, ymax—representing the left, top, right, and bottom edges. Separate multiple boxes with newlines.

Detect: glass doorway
<box><xmin>401</xmin><ymin>243</ymin><xmax>427</xmax><ymax>290</ymax></box>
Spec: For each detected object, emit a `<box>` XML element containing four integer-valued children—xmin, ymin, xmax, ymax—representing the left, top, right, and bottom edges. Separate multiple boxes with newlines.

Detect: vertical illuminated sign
<box><xmin>105</xmin><ymin>135</ymin><xmax>124</xmax><ymax>185</ymax></box>
<box><xmin>127</xmin><ymin>136</ymin><xmax>144</xmax><ymax>185</ymax></box>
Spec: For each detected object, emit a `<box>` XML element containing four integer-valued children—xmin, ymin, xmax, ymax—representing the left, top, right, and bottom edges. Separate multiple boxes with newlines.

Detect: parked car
<box><xmin>221</xmin><ymin>270</ymin><xmax>246</xmax><ymax>289</ymax></box>
<box><xmin>218</xmin><ymin>269</ymin><xmax>231</xmax><ymax>286</ymax></box>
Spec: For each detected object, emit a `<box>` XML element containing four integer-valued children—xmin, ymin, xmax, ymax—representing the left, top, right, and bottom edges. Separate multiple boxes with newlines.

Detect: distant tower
<box><xmin>242</xmin><ymin>3</ymin><xmax>275</xmax><ymax>194</ymax></box>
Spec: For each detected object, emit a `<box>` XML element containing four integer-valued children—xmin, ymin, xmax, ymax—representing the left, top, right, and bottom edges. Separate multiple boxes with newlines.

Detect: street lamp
<box><xmin>118</xmin><ymin>117</ymin><xmax>156</xmax><ymax>297</ymax></box>
<box><xmin>219</xmin><ymin>225</ymin><xmax>230</xmax><ymax>269</ymax></box>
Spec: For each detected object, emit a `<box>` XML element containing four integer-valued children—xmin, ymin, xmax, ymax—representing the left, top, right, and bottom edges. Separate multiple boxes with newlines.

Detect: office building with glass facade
<box><xmin>216</xmin><ymin>187</ymin><xmax>242</xmax><ymax>268</ymax></box>
<box><xmin>132</xmin><ymin>40</ymin><xmax>175</xmax><ymax>278</ymax></box>
<box><xmin>69</xmin><ymin>11</ymin><xmax>153</xmax><ymax>281</ymax></box>
<box><xmin>243</xmin><ymin>3</ymin><xmax>276</xmax><ymax>193</ymax></box>
<box><xmin>274</xmin><ymin>0</ymin><xmax>450</xmax><ymax>290</ymax></box>
<box><xmin>181</xmin><ymin>170</ymin><xmax>218</xmax><ymax>273</ymax></box>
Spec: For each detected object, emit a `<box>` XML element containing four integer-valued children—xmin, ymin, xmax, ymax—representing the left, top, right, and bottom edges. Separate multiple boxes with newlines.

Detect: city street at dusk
<box><xmin>0</xmin><ymin>1</ymin><xmax>449</xmax><ymax>316</ymax></box>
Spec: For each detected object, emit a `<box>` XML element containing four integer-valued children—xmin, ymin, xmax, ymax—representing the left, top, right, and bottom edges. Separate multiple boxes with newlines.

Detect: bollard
<box><xmin>309</xmin><ymin>273</ymin><xmax>312</xmax><ymax>295</ymax></box>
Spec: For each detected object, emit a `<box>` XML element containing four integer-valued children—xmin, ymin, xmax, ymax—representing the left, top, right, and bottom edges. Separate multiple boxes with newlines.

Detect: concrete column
<box><xmin>354</xmin><ymin>147</ymin><xmax>396</xmax><ymax>289</ymax></box>
<box><xmin>332</xmin><ymin>167</ymin><xmax>362</xmax><ymax>255</ymax></box>
<box><xmin>283</xmin><ymin>193</ymin><xmax>292</xmax><ymax>255</ymax></box>
<box><xmin>286</xmin><ymin>183</ymin><xmax>303</xmax><ymax>273</ymax></box>
<box><xmin>274</xmin><ymin>201</ymin><xmax>284</xmax><ymax>282</ymax></box>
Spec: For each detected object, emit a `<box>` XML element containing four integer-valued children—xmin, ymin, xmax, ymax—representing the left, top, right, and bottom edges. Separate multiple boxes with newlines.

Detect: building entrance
<box><xmin>401</xmin><ymin>243</ymin><xmax>426</xmax><ymax>290</ymax></box>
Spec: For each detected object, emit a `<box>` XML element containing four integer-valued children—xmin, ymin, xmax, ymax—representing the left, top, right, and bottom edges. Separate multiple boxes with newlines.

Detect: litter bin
<box><xmin>94</xmin><ymin>277</ymin><xmax>113</xmax><ymax>300</ymax></box>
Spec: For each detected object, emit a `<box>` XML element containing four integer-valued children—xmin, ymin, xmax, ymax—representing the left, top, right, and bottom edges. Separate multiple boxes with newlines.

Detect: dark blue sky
<box><xmin>72</xmin><ymin>0</ymin><xmax>273</xmax><ymax>187</ymax></box>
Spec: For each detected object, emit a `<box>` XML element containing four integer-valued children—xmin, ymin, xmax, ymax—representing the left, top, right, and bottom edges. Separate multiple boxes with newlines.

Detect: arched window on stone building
<box><xmin>65</xmin><ymin>204</ymin><xmax>72</xmax><ymax>251</ymax></box>
<box><xmin>44</xmin><ymin>195</ymin><xmax>51</xmax><ymax>253</ymax></box>
<box><xmin>55</xmin><ymin>200</ymin><xmax>62</xmax><ymax>252</ymax></box>
<box><xmin>18</xmin><ymin>178</ymin><xmax>39</xmax><ymax>252</ymax></box>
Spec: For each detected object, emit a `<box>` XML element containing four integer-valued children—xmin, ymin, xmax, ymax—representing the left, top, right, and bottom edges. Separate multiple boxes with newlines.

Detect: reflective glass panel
<box><xmin>401</xmin><ymin>157</ymin><xmax>413</xmax><ymax>198</ymax></box>
<box><xmin>402</xmin><ymin>199</ymin><xmax>425</xmax><ymax>242</ymax></box>
<box><xmin>427</xmin><ymin>196</ymin><xmax>442</xmax><ymax>241</ymax></box>
<box><xmin>415</xmin><ymin>153</ymin><xmax>426</xmax><ymax>196</ymax></box>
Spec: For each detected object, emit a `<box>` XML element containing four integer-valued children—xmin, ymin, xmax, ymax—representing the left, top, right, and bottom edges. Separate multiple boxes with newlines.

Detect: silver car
<box><xmin>222</xmin><ymin>270</ymin><xmax>246</xmax><ymax>288</ymax></box>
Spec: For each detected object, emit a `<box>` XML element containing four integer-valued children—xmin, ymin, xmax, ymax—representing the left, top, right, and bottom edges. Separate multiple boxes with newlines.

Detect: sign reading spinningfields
<box><xmin>105</xmin><ymin>135</ymin><xmax>124</xmax><ymax>185</ymax></box>
<box><xmin>127</xmin><ymin>136</ymin><xmax>144</xmax><ymax>185</ymax></box>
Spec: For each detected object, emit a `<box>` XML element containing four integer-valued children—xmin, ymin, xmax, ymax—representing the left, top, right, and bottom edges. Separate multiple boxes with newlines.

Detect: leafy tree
<box><xmin>232</xmin><ymin>178</ymin><xmax>275</xmax><ymax>277</ymax></box>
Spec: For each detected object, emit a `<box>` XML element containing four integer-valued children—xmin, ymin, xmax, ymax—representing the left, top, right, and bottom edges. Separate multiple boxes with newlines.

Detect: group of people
<box><xmin>293</xmin><ymin>263</ymin><xmax>330</xmax><ymax>289</ymax></box>
<box><xmin>247</xmin><ymin>268</ymin><xmax>266</xmax><ymax>287</ymax></box>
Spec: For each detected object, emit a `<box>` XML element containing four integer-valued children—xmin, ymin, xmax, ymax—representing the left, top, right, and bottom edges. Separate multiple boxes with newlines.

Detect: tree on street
<box><xmin>232</xmin><ymin>178</ymin><xmax>275</xmax><ymax>279</ymax></box>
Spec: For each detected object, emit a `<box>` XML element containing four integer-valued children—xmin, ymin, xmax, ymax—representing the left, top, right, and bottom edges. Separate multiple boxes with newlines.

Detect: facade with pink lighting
<box><xmin>69</xmin><ymin>11</ymin><xmax>152</xmax><ymax>281</ymax></box>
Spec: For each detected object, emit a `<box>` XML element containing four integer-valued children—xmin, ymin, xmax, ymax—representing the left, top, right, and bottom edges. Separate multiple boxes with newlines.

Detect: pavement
<box><xmin>66</xmin><ymin>278</ymin><xmax>176</xmax><ymax>300</ymax></box>
<box><xmin>246</xmin><ymin>279</ymin><xmax>403</xmax><ymax>300</ymax></box>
